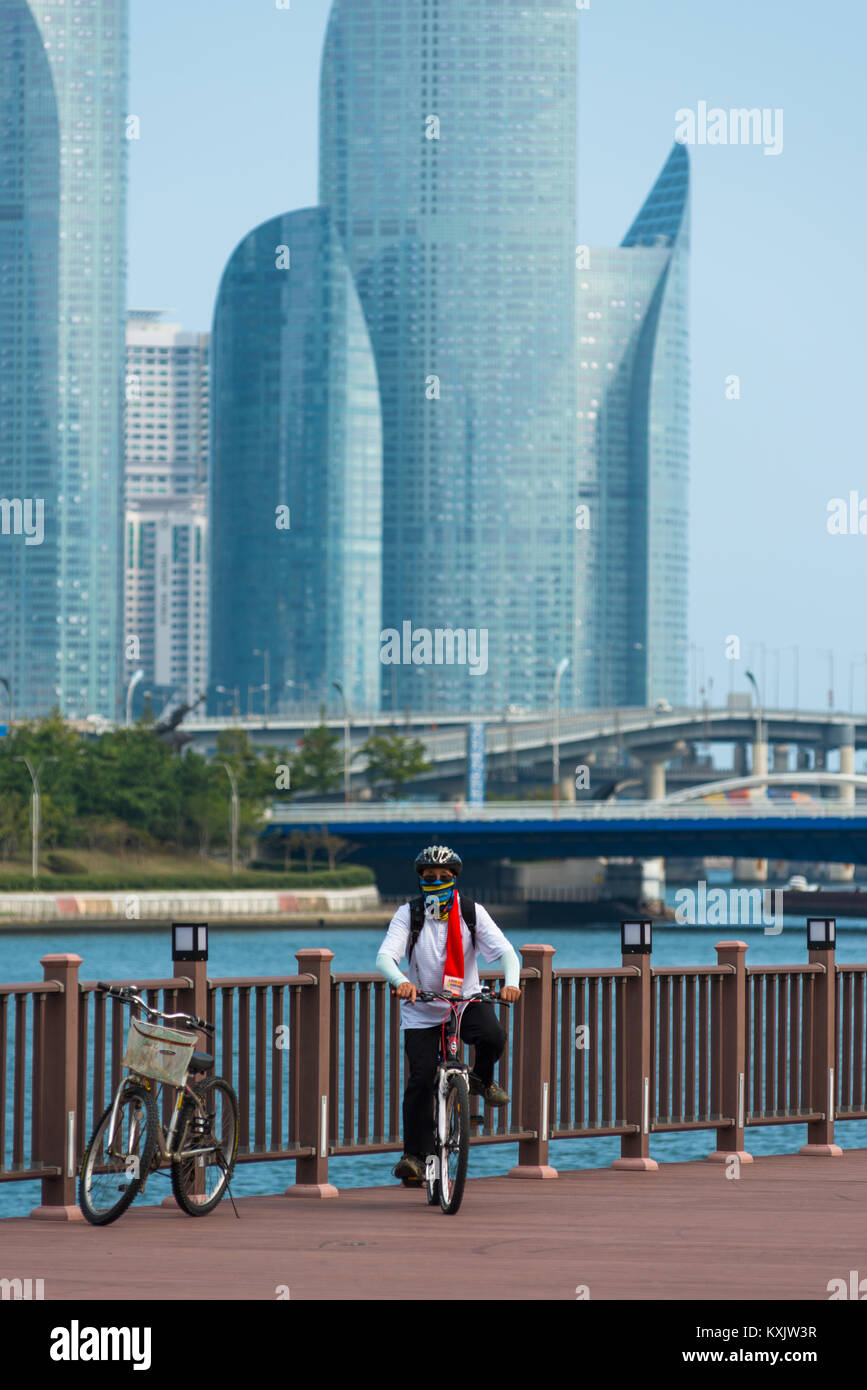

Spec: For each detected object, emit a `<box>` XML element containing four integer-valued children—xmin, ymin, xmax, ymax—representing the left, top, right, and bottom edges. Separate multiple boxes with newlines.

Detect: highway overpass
<box><xmin>156</xmin><ymin>704</ymin><xmax>867</xmax><ymax>798</ymax></box>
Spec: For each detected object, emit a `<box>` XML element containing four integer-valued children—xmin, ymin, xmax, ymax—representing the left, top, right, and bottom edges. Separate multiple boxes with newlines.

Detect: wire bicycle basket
<box><xmin>121</xmin><ymin>1017</ymin><xmax>198</xmax><ymax>1087</ymax></box>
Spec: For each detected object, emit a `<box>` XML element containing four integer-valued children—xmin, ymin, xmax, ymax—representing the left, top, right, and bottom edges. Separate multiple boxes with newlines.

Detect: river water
<box><xmin>3</xmin><ymin>879</ymin><xmax>867</xmax><ymax>1217</ymax></box>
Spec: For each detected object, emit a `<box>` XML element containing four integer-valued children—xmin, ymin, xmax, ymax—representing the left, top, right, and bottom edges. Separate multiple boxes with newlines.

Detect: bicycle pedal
<box><xmin>400</xmin><ymin>1176</ymin><xmax>424</xmax><ymax>1187</ymax></box>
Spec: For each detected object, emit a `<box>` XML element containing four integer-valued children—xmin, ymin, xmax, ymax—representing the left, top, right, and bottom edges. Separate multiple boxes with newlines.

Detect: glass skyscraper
<box><xmin>319</xmin><ymin>0</ymin><xmax>578</xmax><ymax>713</ymax></box>
<box><xmin>9</xmin><ymin>0</ymin><xmax>129</xmax><ymax>720</ymax></box>
<box><xmin>0</xmin><ymin>0</ymin><xmax>60</xmax><ymax>719</ymax></box>
<box><xmin>209</xmin><ymin>207</ymin><xmax>382</xmax><ymax>715</ymax></box>
<box><xmin>576</xmin><ymin>144</ymin><xmax>690</xmax><ymax>708</ymax></box>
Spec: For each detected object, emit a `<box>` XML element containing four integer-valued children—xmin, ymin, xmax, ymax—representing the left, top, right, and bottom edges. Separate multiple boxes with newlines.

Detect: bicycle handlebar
<box><xmin>95</xmin><ymin>982</ymin><xmax>214</xmax><ymax>1035</ymax></box>
<box><xmin>390</xmin><ymin>985</ymin><xmax>513</xmax><ymax>1006</ymax></box>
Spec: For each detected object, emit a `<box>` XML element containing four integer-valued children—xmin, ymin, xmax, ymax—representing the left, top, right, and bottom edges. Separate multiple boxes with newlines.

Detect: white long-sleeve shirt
<box><xmin>376</xmin><ymin>894</ymin><xmax>520</xmax><ymax>1028</ymax></box>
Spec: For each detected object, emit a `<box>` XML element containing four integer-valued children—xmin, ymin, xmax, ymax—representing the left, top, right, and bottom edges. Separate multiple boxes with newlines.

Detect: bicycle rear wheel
<box><xmin>438</xmin><ymin>1072</ymin><xmax>469</xmax><ymax>1214</ymax></box>
<box><xmin>171</xmin><ymin>1076</ymin><xmax>239</xmax><ymax>1216</ymax></box>
<box><xmin>79</xmin><ymin>1082</ymin><xmax>159</xmax><ymax>1226</ymax></box>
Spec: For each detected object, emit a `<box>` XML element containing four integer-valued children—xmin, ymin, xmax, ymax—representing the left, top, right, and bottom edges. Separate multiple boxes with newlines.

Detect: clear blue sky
<box><xmin>129</xmin><ymin>0</ymin><xmax>867</xmax><ymax>715</ymax></box>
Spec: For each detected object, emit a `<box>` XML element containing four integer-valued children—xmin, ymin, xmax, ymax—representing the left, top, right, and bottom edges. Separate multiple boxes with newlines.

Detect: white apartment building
<box><xmin>124</xmin><ymin>311</ymin><xmax>209</xmax><ymax>710</ymax></box>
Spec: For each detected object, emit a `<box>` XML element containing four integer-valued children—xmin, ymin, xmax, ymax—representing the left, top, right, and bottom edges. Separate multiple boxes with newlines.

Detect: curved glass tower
<box><xmin>210</xmin><ymin>207</ymin><xmax>382</xmax><ymax>715</ymax></box>
<box><xmin>320</xmin><ymin>0</ymin><xmax>578</xmax><ymax>712</ymax></box>
<box><xmin>0</xmin><ymin>0</ymin><xmax>60</xmax><ymax>718</ymax></box>
<box><xmin>18</xmin><ymin>0</ymin><xmax>129</xmax><ymax>719</ymax></box>
<box><xmin>576</xmin><ymin>144</ymin><xmax>690</xmax><ymax>708</ymax></box>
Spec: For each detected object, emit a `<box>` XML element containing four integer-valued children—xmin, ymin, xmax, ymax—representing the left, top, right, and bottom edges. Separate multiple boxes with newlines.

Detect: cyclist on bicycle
<box><xmin>376</xmin><ymin>844</ymin><xmax>521</xmax><ymax>1183</ymax></box>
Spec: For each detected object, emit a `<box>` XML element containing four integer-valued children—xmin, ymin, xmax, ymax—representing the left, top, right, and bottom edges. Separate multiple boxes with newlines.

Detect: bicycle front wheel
<box><xmin>79</xmin><ymin>1081</ymin><xmax>159</xmax><ymax>1226</ymax></box>
<box><xmin>171</xmin><ymin>1076</ymin><xmax>239</xmax><ymax>1216</ymax></box>
<box><xmin>438</xmin><ymin>1072</ymin><xmax>469</xmax><ymax>1215</ymax></box>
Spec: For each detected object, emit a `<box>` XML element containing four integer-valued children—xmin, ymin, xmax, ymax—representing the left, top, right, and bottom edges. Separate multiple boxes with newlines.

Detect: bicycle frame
<box><xmin>104</xmin><ymin>1071</ymin><xmax>204</xmax><ymax>1171</ymax></box>
<box><xmin>425</xmin><ymin>1000</ymin><xmax>470</xmax><ymax>1186</ymax></box>
<box><xmin>100</xmin><ymin>985</ymin><xmax>216</xmax><ymax>1178</ymax></box>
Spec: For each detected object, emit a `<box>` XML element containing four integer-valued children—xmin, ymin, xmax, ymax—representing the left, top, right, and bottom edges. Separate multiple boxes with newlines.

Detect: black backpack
<box><xmin>408</xmin><ymin>893</ymin><xmax>476</xmax><ymax>962</ymax></box>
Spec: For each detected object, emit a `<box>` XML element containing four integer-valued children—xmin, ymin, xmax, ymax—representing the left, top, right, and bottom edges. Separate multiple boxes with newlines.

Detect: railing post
<box><xmin>508</xmin><ymin>943</ymin><xmax>557</xmax><ymax>1179</ymax></box>
<box><xmin>30</xmin><ymin>953</ymin><xmax>84</xmax><ymax>1220</ymax></box>
<box><xmin>611</xmin><ymin>950</ymin><xmax>658</xmax><ymax>1171</ymax></box>
<box><xmin>285</xmin><ymin>948</ymin><xmax>339</xmax><ymax>1197</ymax></box>
<box><xmin>172</xmin><ymin>956</ymin><xmax>209</xmax><ymax>1038</ymax></box>
<box><xmin>799</xmin><ymin>941</ymin><xmax>843</xmax><ymax>1157</ymax></box>
<box><xmin>708</xmin><ymin>941</ymin><xmax>753</xmax><ymax>1165</ymax></box>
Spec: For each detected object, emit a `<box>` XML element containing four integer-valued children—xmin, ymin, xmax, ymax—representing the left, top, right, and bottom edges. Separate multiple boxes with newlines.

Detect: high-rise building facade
<box><xmin>576</xmin><ymin>144</ymin><xmax>690</xmax><ymax>708</ymax></box>
<box><xmin>319</xmin><ymin>0</ymin><xmax>578</xmax><ymax>713</ymax></box>
<box><xmin>209</xmin><ymin>207</ymin><xmax>382</xmax><ymax>715</ymax></box>
<box><xmin>20</xmin><ymin>0</ymin><xmax>128</xmax><ymax>719</ymax></box>
<box><xmin>0</xmin><ymin>0</ymin><xmax>60</xmax><ymax>720</ymax></box>
<box><xmin>124</xmin><ymin>312</ymin><xmax>210</xmax><ymax>710</ymax></box>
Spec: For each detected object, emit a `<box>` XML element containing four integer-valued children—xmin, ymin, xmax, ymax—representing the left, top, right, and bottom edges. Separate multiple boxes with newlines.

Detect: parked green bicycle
<box><xmin>79</xmin><ymin>983</ymin><xmax>239</xmax><ymax>1226</ymax></box>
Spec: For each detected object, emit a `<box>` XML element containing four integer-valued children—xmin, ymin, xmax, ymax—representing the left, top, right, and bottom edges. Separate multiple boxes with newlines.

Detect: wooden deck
<box><xmin>3</xmin><ymin>1150</ymin><xmax>865</xmax><ymax>1300</ymax></box>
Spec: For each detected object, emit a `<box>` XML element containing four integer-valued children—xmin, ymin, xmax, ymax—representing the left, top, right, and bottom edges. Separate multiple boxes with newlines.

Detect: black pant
<box><xmin>403</xmin><ymin>1001</ymin><xmax>506</xmax><ymax>1158</ymax></box>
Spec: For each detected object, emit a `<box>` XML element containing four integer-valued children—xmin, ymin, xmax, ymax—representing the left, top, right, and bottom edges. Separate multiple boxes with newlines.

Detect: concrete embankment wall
<box><xmin>0</xmin><ymin>884</ymin><xmax>381</xmax><ymax>924</ymax></box>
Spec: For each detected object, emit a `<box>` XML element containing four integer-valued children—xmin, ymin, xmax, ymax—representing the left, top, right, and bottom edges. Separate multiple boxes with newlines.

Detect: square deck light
<box><xmin>172</xmin><ymin>922</ymin><xmax>208</xmax><ymax>962</ymax></box>
<box><xmin>806</xmin><ymin>917</ymin><xmax>836</xmax><ymax>950</ymax></box>
<box><xmin>621</xmin><ymin>919</ymin><xmax>652</xmax><ymax>955</ymax></box>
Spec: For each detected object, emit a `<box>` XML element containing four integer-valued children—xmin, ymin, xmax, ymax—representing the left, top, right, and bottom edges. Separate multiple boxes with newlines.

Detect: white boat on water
<box><xmin>785</xmin><ymin>874</ymin><xmax>819</xmax><ymax>892</ymax></box>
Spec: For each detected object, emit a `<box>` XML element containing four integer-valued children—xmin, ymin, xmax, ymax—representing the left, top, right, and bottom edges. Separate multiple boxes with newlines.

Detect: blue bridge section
<box><xmin>264</xmin><ymin>804</ymin><xmax>867</xmax><ymax>865</ymax></box>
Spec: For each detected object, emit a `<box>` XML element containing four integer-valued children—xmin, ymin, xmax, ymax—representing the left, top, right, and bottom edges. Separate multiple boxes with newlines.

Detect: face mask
<box><xmin>420</xmin><ymin>876</ymin><xmax>456</xmax><ymax>918</ymax></box>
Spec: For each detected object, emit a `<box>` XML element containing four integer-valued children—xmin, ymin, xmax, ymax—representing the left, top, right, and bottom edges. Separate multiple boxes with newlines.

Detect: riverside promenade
<box><xmin>4</xmin><ymin>930</ymin><xmax>867</xmax><ymax>1306</ymax></box>
<box><xmin>2</xmin><ymin>1149</ymin><xmax>865</xmax><ymax>1300</ymax></box>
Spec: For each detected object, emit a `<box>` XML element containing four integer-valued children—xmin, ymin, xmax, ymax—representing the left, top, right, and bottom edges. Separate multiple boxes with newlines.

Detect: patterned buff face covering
<box><xmin>419</xmin><ymin>875</ymin><xmax>456</xmax><ymax>921</ymax></box>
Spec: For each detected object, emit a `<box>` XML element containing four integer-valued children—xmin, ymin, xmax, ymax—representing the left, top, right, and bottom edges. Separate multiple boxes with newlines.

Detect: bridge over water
<box><xmin>264</xmin><ymin>798</ymin><xmax>867</xmax><ymax>864</ymax></box>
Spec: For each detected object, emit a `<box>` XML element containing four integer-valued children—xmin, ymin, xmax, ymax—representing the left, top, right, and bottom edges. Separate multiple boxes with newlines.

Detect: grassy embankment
<box><xmin>0</xmin><ymin>848</ymin><xmax>375</xmax><ymax>892</ymax></box>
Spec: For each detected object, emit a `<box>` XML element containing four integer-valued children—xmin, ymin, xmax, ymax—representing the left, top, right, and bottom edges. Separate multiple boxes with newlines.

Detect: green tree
<box><xmin>290</xmin><ymin>714</ymin><xmax>344</xmax><ymax>796</ymax></box>
<box><xmin>286</xmin><ymin>828</ymin><xmax>318</xmax><ymax>873</ymax></box>
<box><xmin>209</xmin><ymin>727</ymin><xmax>293</xmax><ymax>864</ymax></box>
<box><xmin>357</xmin><ymin>731</ymin><xmax>432</xmax><ymax>797</ymax></box>
<box><xmin>316</xmin><ymin>827</ymin><xmax>358</xmax><ymax>871</ymax></box>
<box><xmin>0</xmin><ymin>715</ymin><xmax>82</xmax><ymax>852</ymax></box>
<box><xmin>75</xmin><ymin>729</ymin><xmax>180</xmax><ymax>846</ymax></box>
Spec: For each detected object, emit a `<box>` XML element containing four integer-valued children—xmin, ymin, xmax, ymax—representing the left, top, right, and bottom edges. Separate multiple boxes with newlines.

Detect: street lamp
<box><xmin>744</xmin><ymin>669</ymin><xmax>763</xmax><ymax>766</ymax></box>
<box><xmin>14</xmin><ymin>755</ymin><xmax>58</xmax><ymax>880</ymax></box>
<box><xmin>215</xmin><ymin>685</ymin><xmax>239</xmax><ymax>720</ymax></box>
<box><xmin>552</xmin><ymin>657</ymin><xmax>569</xmax><ymax>807</ymax></box>
<box><xmin>0</xmin><ymin>676</ymin><xmax>13</xmax><ymax>729</ymax></box>
<box><xmin>782</xmin><ymin>644</ymin><xmax>800</xmax><ymax>710</ymax></box>
<box><xmin>634</xmin><ymin>642</ymin><xmax>655</xmax><ymax>708</ymax></box>
<box><xmin>125</xmin><ymin>669</ymin><xmax>145</xmax><ymax>727</ymax></box>
<box><xmin>215</xmin><ymin>761</ymin><xmax>240</xmax><ymax>874</ymax></box>
<box><xmin>689</xmin><ymin>642</ymin><xmax>706</xmax><ymax>710</ymax></box>
<box><xmin>818</xmin><ymin>649</ymin><xmax>834</xmax><ymax>710</ymax></box>
<box><xmin>769</xmin><ymin>648</ymin><xmax>780</xmax><ymax>710</ymax></box>
<box><xmin>253</xmin><ymin>648</ymin><xmax>270</xmax><ymax>719</ymax></box>
<box><xmin>333</xmin><ymin>681</ymin><xmax>351</xmax><ymax>803</ymax></box>
<box><xmin>848</xmin><ymin>656</ymin><xmax>867</xmax><ymax>713</ymax></box>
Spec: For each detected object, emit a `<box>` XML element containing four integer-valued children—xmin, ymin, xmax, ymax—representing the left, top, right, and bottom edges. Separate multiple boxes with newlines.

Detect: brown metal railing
<box><xmin>4</xmin><ymin>938</ymin><xmax>867</xmax><ymax>1214</ymax></box>
<box><xmin>650</xmin><ymin>967</ymin><xmax>730</xmax><ymax>1129</ymax></box>
<box><xmin>206</xmin><ymin>975</ymin><xmax>313</xmax><ymax>1162</ymax></box>
<box><xmin>0</xmin><ymin>980</ymin><xmax>62</xmax><ymax>1182</ymax></box>
<box><xmin>744</xmin><ymin>966</ymin><xmax>822</xmax><ymax>1122</ymax></box>
<box><xmin>837</xmin><ymin>965</ymin><xmax>867</xmax><ymax>1117</ymax></box>
<box><xmin>550</xmin><ymin>969</ymin><xmax>634</xmax><ymax>1137</ymax></box>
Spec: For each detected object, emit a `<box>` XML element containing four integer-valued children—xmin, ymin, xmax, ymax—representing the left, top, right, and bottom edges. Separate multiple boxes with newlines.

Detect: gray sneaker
<box><xmin>468</xmin><ymin>1073</ymin><xmax>510</xmax><ymax>1107</ymax></box>
<box><xmin>482</xmin><ymin>1082</ymin><xmax>510</xmax><ymax>1108</ymax></box>
<box><xmin>393</xmin><ymin>1153</ymin><xmax>424</xmax><ymax>1183</ymax></box>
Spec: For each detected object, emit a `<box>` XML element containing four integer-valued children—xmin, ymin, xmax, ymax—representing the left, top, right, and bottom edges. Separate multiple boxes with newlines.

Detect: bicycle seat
<box><xmin>190</xmin><ymin>1051</ymin><xmax>214</xmax><ymax>1072</ymax></box>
